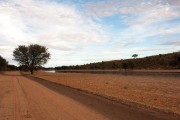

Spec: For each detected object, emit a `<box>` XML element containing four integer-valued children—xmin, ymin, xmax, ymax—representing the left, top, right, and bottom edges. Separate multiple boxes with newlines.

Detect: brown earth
<box><xmin>33</xmin><ymin>71</ymin><xmax>180</xmax><ymax>116</ymax></box>
<box><xmin>0</xmin><ymin>71</ymin><xmax>109</xmax><ymax>120</ymax></box>
<box><xmin>0</xmin><ymin>71</ymin><xmax>179</xmax><ymax>120</ymax></box>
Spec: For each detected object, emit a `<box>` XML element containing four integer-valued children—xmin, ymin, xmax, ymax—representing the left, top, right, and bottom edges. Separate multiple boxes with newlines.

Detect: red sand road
<box><xmin>0</xmin><ymin>72</ymin><xmax>179</xmax><ymax>120</ymax></box>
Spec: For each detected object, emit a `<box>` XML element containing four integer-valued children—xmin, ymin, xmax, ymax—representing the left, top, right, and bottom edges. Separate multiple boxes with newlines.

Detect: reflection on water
<box><xmin>55</xmin><ymin>70</ymin><xmax>180</xmax><ymax>78</ymax></box>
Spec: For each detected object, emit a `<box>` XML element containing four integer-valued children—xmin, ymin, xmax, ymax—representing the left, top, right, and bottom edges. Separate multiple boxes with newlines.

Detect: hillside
<box><xmin>55</xmin><ymin>51</ymin><xmax>180</xmax><ymax>70</ymax></box>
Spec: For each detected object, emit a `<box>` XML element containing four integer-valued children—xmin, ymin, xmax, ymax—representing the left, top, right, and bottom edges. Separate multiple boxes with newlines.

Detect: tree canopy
<box><xmin>13</xmin><ymin>44</ymin><xmax>50</xmax><ymax>74</ymax></box>
<box><xmin>132</xmin><ymin>54</ymin><xmax>138</xmax><ymax>59</ymax></box>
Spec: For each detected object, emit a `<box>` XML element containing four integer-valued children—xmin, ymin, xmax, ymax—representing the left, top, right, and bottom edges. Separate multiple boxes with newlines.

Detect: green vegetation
<box><xmin>0</xmin><ymin>55</ymin><xmax>18</xmax><ymax>71</ymax></box>
<box><xmin>7</xmin><ymin>65</ymin><xmax>18</xmax><ymax>70</ymax></box>
<box><xmin>0</xmin><ymin>55</ymin><xmax>8</xmax><ymax>70</ymax></box>
<box><xmin>132</xmin><ymin>54</ymin><xmax>138</xmax><ymax>59</ymax></box>
<box><xmin>55</xmin><ymin>51</ymin><xmax>180</xmax><ymax>70</ymax></box>
<box><xmin>13</xmin><ymin>44</ymin><xmax>50</xmax><ymax>74</ymax></box>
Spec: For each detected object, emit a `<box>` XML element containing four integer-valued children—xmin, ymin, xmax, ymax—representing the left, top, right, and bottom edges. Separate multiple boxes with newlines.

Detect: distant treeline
<box><xmin>0</xmin><ymin>55</ymin><xmax>8</xmax><ymax>70</ymax></box>
<box><xmin>0</xmin><ymin>55</ymin><xmax>18</xmax><ymax>71</ymax></box>
<box><xmin>55</xmin><ymin>52</ymin><xmax>180</xmax><ymax>70</ymax></box>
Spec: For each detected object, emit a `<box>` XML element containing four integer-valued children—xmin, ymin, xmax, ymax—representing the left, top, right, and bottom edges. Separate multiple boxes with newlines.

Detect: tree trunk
<box><xmin>30</xmin><ymin>69</ymin><xmax>34</xmax><ymax>75</ymax></box>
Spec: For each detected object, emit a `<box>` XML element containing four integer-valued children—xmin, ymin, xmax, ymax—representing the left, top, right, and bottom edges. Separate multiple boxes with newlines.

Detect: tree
<box><xmin>13</xmin><ymin>44</ymin><xmax>50</xmax><ymax>74</ymax></box>
<box><xmin>7</xmin><ymin>65</ymin><xmax>18</xmax><ymax>70</ymax></box>
<box><xmin>101</xmin><ymin>61</ymin><xmax>105</xmax><ymax>69</ymax></box>
<box><xmin>132</xmin><ymin>54</ymin><xmax>138</xmax><ymax>59</ymax></box>
<box><xmin>122</xmin><ymin>62</ymin><xmax>128</xmax><ymax>71</ymax></box>
<box><xmin>112</xmin><ymin>62</ymin><xmax>118</xmax><ymax>69</ymax></box>
<box><xmin>127</xmin><ymin>61</ymin><xmax>135</xmax><ymax>69</ymax></box>
<box><xmin>0</xmin><ymin>55</ymin><xmax>8</xmax><ymax>70</ymax></box>
<box><xmin>169</xmin><ymin>52</ymin><xmax>180</xmax><ymax>68</ymax></box>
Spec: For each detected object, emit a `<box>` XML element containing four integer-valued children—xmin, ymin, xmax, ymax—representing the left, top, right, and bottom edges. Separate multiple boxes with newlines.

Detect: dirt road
<box><xmin>0</xmin><ymin>72</ymin><xmax>179</xmax><ymax>120</ymax></box>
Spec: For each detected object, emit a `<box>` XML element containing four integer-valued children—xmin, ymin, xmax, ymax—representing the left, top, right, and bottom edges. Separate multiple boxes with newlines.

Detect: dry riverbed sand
<box><xmin>33</xmin><ymin>71</ymin><xmax>180</xmax><ymax>115</ymax></box>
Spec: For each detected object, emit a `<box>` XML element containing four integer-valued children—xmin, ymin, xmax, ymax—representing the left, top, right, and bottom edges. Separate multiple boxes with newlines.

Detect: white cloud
<box><xmin>167</xmin><ymin>0</ymin><xmax>180</xmax><ymax>6</ymax></box>
<box><xmin>0</xmin><ymin>0</ymin><xmax>179</xmax><ymax>67</ymax></box>
<box><xmin>0</xmin><ymin>0</ymin><xmax>108</xmax><ymax>66</ymax></box>
<box><xmin>160</xmin><ymin>39</ymin><xmax>180</xmax><ymax>46</ymax></box>
<box><xmin>85</xmin><ymin>0</ymin><xmax>180</xmax><ymax>48</ymax></box>
<box><xmin>127</xmin><ymin>6</ymin><xmax>178</xmax><ymax>25</ymax></box>
<box><xmin>86</xmin><ymin>0</ymin><xmax>180</xmax><ymax>22</ymax></box>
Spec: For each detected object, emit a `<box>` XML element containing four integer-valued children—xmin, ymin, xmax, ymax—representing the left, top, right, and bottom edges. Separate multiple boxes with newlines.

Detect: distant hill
<box><xmin>55</xmin><ymin>51</ymin><xmax>180</xmax><ymax>70</ymax></box>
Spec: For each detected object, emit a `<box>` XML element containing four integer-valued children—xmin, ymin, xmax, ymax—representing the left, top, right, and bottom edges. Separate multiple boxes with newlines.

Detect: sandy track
<box><xmin>0</xmin><ymin>72</ymin><xmax>179</xmax><ymax>120</ymax></box>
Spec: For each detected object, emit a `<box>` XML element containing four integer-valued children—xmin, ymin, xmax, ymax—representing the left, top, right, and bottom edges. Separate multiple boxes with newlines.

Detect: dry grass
<box><xmin>33</xmin><ymin>71</ymin><xmax>180</xmax><ymax>115</ymax></box>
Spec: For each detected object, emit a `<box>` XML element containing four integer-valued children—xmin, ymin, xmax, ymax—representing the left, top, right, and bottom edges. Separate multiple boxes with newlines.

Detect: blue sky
<box><xmin>0</xmin><ymin>0</ymin><xmax>180</xmax><ymax>67</ymax></box>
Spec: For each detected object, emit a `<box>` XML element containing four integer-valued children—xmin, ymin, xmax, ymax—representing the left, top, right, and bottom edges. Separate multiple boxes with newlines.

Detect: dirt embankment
<box><xmin>33</xmin><ymin>71</ymin><xmax>180</xmax><ymax>115</ymax></box>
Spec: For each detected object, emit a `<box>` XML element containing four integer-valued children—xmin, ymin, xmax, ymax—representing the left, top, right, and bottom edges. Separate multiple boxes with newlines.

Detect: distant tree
<box><xmin>176</xmin><ymin>52</ymin><xmax>180</xmax><ymax>68</ymax></box>
<box><xmin>101</xmin><ymin>61</ymin><xmax>105</xmax><ymax>69</ymax></box>
<box><xmin>0</xmin><ymin>55</ymin><xmax>8</xmax><ymax>70</ymax></box>
<box><xmin>112</xmin><ymin>62</ymin><xmax>119</xmax><ymax>69</ymax></box>
<box><xmin>169</xmin><ymin>59</ymin><xmax>177</xmax><ymax>67</ymax></box>
<box><xmin>174</xmin><ymin>52</ymin><xmax>180</xmax><ymax>62</ymax></box>
<box><xmin>127</xmin><ymin>61</ymin><xmax>135</xmax><ymax>69</ymax></box>
<box><xmin>7</xmin><ymin>65</ymin><xmax>18</xmax><ymax>70</ymax></box>
<box><xmin>169</xmin><ymin>52</ymin><xmax>180</xmax><ymax>68</ymax></box>
<box><xmin>13</xmin><ymin>44</ymin><xmax>50</xmax><ymax>74</ymax></box>
<box><xmin>122</xmin><ymin>62</ymin><xmax>128</xmax><ymax>71</ymax></box>
<box><xmin>159</xmin><ymin>54</ymin><xmax>162</xmax><ymax>57</ymax></box>
<box><xmin>132</xmin><ymin>54</ymin><xmax>138</xmax><ymax>59</ymax></box>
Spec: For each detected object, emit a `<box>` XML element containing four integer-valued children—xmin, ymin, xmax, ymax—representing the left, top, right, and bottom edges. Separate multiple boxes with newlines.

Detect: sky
<box><xmin>0</xmin><ymin>0</ymin><xmax>180</xmax><ymax>67</ymax></box>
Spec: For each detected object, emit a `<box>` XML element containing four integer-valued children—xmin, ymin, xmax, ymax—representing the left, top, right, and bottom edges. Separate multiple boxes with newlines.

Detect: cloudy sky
<box><xmin>0</xmin><ymin>0</ymin><xmax>180</xmax><ymax>67</ymax></box>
